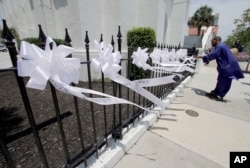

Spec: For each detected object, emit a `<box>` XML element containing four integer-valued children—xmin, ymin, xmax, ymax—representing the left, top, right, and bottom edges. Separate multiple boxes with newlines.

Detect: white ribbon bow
<box><xmin>150</xmin><ymin>48</ymin><xmax>162</xmax><ymax>64</ymax></box>
<box><xmin>139</xmin><ymin>47</ymin><xmax>195</xmax><ymax>73</ymax></box>
<box><xmin>92</xmin><ymin>40</ymin><xmax>121</xmax><ymax>75</ymax></box>
<box><xmin>93</xmin><ymin>42</ymin><xmax>177</xmax><ymax>110</ymax></box>
<box><xmin>18</xmin><ymin>37</ymin><xmax>151</xmax><ymax>107</ymax></box>
<box><xmin>18</xmin><ymin>37</ymin><xmax>80</xmax><ymax>90</ymax></box>
<box><xmin>131</xmin><ymin>47</ymin><xmax>151</xmax><ymax>70</ymax></box>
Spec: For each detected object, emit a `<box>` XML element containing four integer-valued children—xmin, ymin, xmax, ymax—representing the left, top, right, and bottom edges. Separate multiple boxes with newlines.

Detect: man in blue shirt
<box><xmin>197</xmin><ymin>36</ymin><xmax>244</xmax><ymax>101</ymax></box>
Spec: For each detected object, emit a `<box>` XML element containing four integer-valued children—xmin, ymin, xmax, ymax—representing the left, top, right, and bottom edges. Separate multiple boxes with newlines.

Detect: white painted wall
<box><xmin>165</xmin><ymin>0</ymin><xmax>190</xmax><ymax>46</ymax></box>
<box><xmin>0</xmin><ymin>0</ymin><xmax>190</xmax><ymax>80</ymax></box>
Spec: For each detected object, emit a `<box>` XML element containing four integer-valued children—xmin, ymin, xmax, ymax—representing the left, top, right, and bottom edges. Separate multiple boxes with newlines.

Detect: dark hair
<box><xmin>212</xmin><ymin>36</ymin><xmax>222</xmax><ymax>42</ymax></box>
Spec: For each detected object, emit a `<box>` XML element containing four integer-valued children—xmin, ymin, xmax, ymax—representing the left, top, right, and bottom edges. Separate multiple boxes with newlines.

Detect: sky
<box><xmin>189</xmin><ymin>0</ymin><xmax>250</xmax><ymax>41</ymax></box>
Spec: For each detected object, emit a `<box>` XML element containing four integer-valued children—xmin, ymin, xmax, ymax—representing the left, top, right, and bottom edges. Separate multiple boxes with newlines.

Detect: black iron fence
<box><xmin>0</xmin><ymin>19</ymin><xmax>195</xmax><ymax>168</ymax></box>
<box><xmin>156</xmin><ymin>42</ymin><xmax>198</xmax><ymax>56</ymax></box>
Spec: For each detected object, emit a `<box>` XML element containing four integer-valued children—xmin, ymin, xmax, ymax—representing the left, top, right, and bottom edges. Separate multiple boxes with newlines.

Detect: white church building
<box><xmin>0</xmin><ymin>0</ymin><xmax>190</xmax><ymax>80</ymax></box>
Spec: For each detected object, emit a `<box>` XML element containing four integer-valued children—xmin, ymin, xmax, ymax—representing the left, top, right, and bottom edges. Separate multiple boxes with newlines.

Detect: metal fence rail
<box><xmin>0</xmin><ymin>19</ymin><xmax>195</xmax><ymax>168</ymax></box>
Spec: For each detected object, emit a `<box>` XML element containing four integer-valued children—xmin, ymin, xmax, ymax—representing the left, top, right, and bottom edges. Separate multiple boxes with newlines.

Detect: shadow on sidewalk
<box><xmin>190</xmin><ymin>87</ymin><xmax>207</xmax><ymax>96</ymax></box>
<box><xmin>241</xmin><ymin>82</ymin><xmax>250</xmax><ymax>86</ymax></box>
<box><xmin>188</xmin><ymin>87</ymin><xmax>230</xmax><ymax>103</ymax></box>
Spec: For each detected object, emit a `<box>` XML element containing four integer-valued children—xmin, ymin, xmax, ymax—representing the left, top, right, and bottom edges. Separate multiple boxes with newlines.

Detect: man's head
<box><xmin>211</xmin><ymin>36</ymin><xmax>222</xmax><ymax>47</ymax></box>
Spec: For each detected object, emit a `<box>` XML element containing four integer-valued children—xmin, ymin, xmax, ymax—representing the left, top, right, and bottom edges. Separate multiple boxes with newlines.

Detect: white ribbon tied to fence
<box><xmin>132</xmin><ymin>47</ymin><xmax>182</xmax><ymax>79</ymax></box>
<box><xmin>17</xmin><ymin>37</ymin><xmax>152</xmax><ymax>107</ymax></box>
<box><xmin>92</xmin><ymin>41</ymin><xmax>176</xmax><ymax>110</ymax></box>
<box><xmin>149</xmin><ymin>47</ymin><xmax>196</xmax><ymax>73</ymax></box>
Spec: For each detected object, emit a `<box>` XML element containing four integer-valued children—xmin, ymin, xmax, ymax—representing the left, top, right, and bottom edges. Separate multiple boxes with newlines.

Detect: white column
<box><xmin>165</xmin><ymin>0</ymin><xmax>190</xmax><ymax>46</ymax></box>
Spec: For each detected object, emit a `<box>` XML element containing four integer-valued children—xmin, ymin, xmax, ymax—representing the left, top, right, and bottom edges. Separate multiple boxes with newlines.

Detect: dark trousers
<box><xmin>212</xmin><ymin>75</ymin><xmax>232</xmax><ymax>98</ymax></box>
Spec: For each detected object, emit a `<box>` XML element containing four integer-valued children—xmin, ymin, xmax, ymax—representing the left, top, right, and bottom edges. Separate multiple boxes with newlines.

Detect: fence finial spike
<box><xmin>160</xmin><ymin>43</ymin><xmax>163</xmax><ymax>49</ymax></box>
<box><xmin>111</xmin><ymin>35</ymin><xmax>115</xmax><ymax>52</ymax></box>
<box><xmin>85</xmin><ymin>31</ymin><xmax>90</xmax><ymax>44</ymax></box>
<box><xmin>99</xmin><ymin>34</ymin><xmax>103</xmax><ymax>43</ymax></box>
<box><xmin>111</xmin><ymin>35</ymin><xmax>115</xmax><ymax>46</ymax></box>
<box><xmin>117</xmin><ymin>26</ymin><xmax>122</xmax><ymax>38</ymax></box>
<box><xmin>157</xmin><ymin>43</ymin><xmax>160</xmax><ymax>48</ymax></box>
<box><xmin>1</xmin><ymin>19</ymin><xmax>15</xmax><ymax>41</ymax></box>
<box><xmin>38</xmin><ymin>24</ymin><xmax>46</xmax><ymax>44</ymax></box>
<box><xmin>64</xmin><ymin>28</ymin><xmax>72</xmax><ymax>44</ymax></box>
<box><xmin>178</xmin><ymin>42</ymin><xmax>181</xmax><ymax>49</ymax></box>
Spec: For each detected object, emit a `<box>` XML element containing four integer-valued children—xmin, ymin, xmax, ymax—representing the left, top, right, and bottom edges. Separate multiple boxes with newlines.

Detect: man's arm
<box><xmin>204</xmin><ymin>46</ymin><xmax>222</xmax><ymax>61</ymax></box>
<box><xmin>194</xmin><ymin>55</ymin><xmax>209</xmax><ymax>64</ymax></box>
<box><xmin>194</xmin><ymin>56</ymin><xmax>203</xmax><ymax>59</ymax></box>
<box><xmin>195</xmin><ymin>46</ymin><xmax>222</xmax><ymax>63</ymax></box>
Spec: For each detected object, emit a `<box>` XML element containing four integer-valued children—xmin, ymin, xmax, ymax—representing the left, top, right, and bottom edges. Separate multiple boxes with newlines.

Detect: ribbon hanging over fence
<box><xmin>17</xmin><ymin>37</ymin><xmax>151</xmax><ymax>108</ymax></box>
<box><xmin>92</xmin><ymin>41</ymin><xmax>175</xmax><ymax>110</ymax></box>
<box><xmin>131</xmin><ymin>47</ymin><xmax>182</xmax><ymax>79</ymax></box>
<box><xmin>148</xmin><ymin>47</ymin><xmax>196</xmax><ymax>73</ymax></box>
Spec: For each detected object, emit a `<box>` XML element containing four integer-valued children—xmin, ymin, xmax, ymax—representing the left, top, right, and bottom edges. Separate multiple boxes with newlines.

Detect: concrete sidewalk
<box><xmin>114</xmin><ymin>64</ymin><xmax>250</xmax><ymax>168</ymax></box>
<box><xmin>0</xmin><ymin>52</ymin><xmax>12</xmax><ymax>68</ymax></box>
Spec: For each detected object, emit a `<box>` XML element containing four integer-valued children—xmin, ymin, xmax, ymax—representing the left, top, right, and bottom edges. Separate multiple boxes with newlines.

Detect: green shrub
<box><xmin>0</xmin><ymin>27</ymin><xmax>65</xmax><ymax>49</ymax></box>
<box><xmin>0</xmin><ymin>27</ymin><xmax>20</xmax><ymax>46</ymax></box>
<box><xmin>21</xmin><ymin>37</ymin><xmax>66</xmax><ymax>50</ymax></box>
<box><xmin>127</xmin><ymin>27</ymin><xmax>156</xmax><ymax>79</ymax></box>
<box><xmin>127</xmin><ymin>27</ymin><xmax>156</xmax><ymax>56</ymax></box>
<box><xmin>21</xmin><ymin>37</ymin><xmax>40</xmax><ymax>45</ymax></box>
<box><xmin>10</xmin><ymin>28</ymin><xmax>20</xmax><ymax>45</ymax></box>
<box><xmin>53</xmin><ymin>38</ymin><xmax>66</xmax><ymax>45</ymax></box>
<box><xmin>22</xmin><ymin>37</ymin><xmax>66</xmax><ymax>47</ymax></box>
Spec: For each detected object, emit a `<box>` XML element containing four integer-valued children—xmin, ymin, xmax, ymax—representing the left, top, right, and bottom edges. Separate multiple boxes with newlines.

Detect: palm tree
<box><xmin>189</xmin><ymin>5</ymin><xmax>214</xmax><ymax>36</ymax></box>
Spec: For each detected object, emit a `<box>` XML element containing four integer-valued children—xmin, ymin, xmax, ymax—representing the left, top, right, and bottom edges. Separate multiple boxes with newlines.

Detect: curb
<box><xmin>77</xmin><ymin>75</ymin><xmax>192</xmax><ymax>168</ymax></box>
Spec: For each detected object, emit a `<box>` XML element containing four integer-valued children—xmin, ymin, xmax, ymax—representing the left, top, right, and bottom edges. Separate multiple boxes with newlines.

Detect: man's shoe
<box><xmin>205</xmin><ymin>92</ymin><xmax>218</xmax><ymax>99</ymax></box>
<box><xmin>216</xmin><ymin>96</ymin><xmax>223</xmax><ymax>101</ymax></box>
